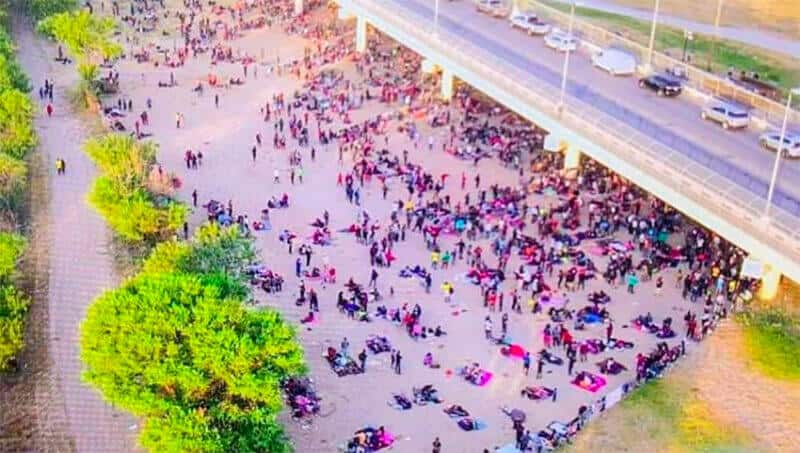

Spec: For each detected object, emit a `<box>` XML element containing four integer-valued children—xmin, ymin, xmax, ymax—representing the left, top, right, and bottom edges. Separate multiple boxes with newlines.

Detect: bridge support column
<box><xmin>758</xmin><ymin>263</ymin><xmax>782</xmax><ymax>301</ymax></box>
<box><xmin>421</xmin><ymin>59</ymin><xmax>437</xmax><ymax>74</ymax></box>
<box><xmin>356</xmin><ymin>16</ymin><xmax>367</xmax><ymax>53</ymax></box>
<box><xmin>564</xmin><ymin>146</ymin><xmax>581</xmax><ymax>171</ymax></box>
<box><xmin>294</xmin><ymin>0</ymin><xmax>303</xmax><ymax>16</ymax></box>
<box><xmin>338</xmin><ymin>7</ymin><xmax>354</xmax><ymax>20</ymax></box>
<box><xmin>440</xmin><ymin>68</ymin><xmax>454</xmax><ymax>100</ymax></box>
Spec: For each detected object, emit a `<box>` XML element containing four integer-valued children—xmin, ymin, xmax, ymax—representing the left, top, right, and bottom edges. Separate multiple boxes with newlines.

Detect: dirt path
<box><xmin>8</xmin><ymin>16</ymin><xmax>138</xmax><ymax>453</ymax></box>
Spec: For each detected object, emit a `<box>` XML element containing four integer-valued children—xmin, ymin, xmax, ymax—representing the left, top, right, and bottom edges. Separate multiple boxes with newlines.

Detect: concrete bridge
<box><xmin>296</xmin><ymin>0</ymin><xmax>800</xmax><ymax>298</ymax></box>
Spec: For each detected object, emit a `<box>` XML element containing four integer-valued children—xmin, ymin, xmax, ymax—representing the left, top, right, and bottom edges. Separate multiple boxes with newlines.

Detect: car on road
<box><xmin>701</xmin><ymin>100</ymin><xmax>750</xmax><ymax>130</ymax></box>
<box><xmin>759</xmin><ymin>131</ymin><xmax>800</xmax><ymax>157</ymax></box>
<box><xmin>476</xmin><ymin>0</ymin><xmax>509</xmax><ymax>17</ymax></box>
<box><xmin>638</xmin><ymin>73</ymin><xmax>683</xmax><ymax>97</ymax></box>
<box><xmin>509</xmin><ymin>12</ymin><xmax>551</xmax><ymax>35</ymax></box>
<box><xmin>544</xmin><ymin>30</ymin><xmax>578</xmax><ymax>52</ymax></box>
<box><xmin>591</xmin><ymin>48</ymin><xmax>637</xmax><ymax>76</ymax></box>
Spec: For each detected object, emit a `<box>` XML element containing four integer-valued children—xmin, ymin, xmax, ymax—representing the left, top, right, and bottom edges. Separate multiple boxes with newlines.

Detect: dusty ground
<box><xmin>3</xmin><ymin>1</ymin><xmax>799</xmax><ymax>452</ymax></box>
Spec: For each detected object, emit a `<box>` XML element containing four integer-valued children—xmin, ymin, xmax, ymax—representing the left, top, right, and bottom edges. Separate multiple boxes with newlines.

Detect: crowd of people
<box><xmin>97</xmin><ymin>0</ymin><xmax>762</xmax><ymax>451</ymax></box>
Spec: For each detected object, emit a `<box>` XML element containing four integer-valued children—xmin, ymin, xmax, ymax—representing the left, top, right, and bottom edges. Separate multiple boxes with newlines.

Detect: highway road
<box><xmin>387</xmin><ymin>0</ymin><xmax>800</xmax><ymax>220</ymax></box>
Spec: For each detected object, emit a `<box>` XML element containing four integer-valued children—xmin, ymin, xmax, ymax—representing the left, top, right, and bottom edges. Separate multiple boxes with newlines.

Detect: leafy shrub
<box><xmin>25</xmin><ymin>0</ymin><xmax>78</xmax><ymax>21</ymax></box>
<box><xmin>0</xmin><ymin>88</ymin><xmax>37</xmax><ymax>159</ymax></box>
<box><xmin>81</xmin><ymin>272</ymin><xmax>305</xmax><ymax>452</ymax></box>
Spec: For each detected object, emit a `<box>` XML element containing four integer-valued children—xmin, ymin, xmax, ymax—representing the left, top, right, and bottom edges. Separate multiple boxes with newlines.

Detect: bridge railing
<box><xmin>342</xmin><ymin>0</ymin><xmax>800</xmax><ymax>263</ymax></box>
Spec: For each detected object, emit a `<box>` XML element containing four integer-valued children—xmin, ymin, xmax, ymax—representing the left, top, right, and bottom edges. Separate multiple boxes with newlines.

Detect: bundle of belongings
<box><xmin>597</xmin><ymin>357</ymin><xmax>627</xmax><ymax>375</ymax></box>
<box><xmin>520</xmin><ymin>386</ymin><xmax>555</xmax><ymax>401</ymax></box>
<box><xmin>325</xmin><ymin>347</ymin><xmax>363</xmax><ymax>377</ymax></box>
<box><xmin>366</xmin><ymin>335</ymin><xmax>391</xmax><ymax>354</ymax></box>
<box><xmin>412</xmin><ymin>385</ymin><xmax>443</xmax><ymax>405</ymax></box>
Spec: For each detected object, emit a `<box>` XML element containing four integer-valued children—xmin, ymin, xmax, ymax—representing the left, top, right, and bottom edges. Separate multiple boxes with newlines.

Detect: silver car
<box><xmin>509</xmin><ymin>13</ymin><xmax>551</xmax><ymax>35</ymax></box>
<box><xmin>759</xmin><ymin>131</ymin><xmax>800</xmax><ymax>157</ymax></box>
<box><xmin>476</xmin><ymin>0</ymin><xmax>508</xmax><ymax>17</ymax></box>
<box><xmin>701</xmin><ymin>100</ymin><xmax>750</xmax><ymax>130</ymax></box>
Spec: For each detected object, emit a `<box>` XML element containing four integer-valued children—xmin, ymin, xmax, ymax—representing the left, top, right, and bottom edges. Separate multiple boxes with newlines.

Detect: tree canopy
<box><xmin>81</xmin><ymin>271</ymin><xmax>305</xmax><ymax>452</ymax></box>
<box><xmin>0</xmin><ymin>88</ymin><xmax>37</xmax><ymax>159</ymax></box>
<box><xmin>84</xmin><ymin>134</ymin><xmax>188</xmax><ymax>244</ymax></box>
<box><xmin>37</xmin><ymin>10</ymin><xmax>121</xmax><ymax>62</ymax></box>
<box><xmin>26</xmin><ymin>0</ymin><xmax>78</xmax><ymax>21</ymax></box>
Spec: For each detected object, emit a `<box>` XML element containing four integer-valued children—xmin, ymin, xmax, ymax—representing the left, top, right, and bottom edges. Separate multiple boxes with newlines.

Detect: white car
<box><xmin>544</xmin><ymin>31</ymin><xmax>578</xmax><ymax>52</ymax></box>
<box><xmin>759</xmin><ymin>131</ymin><xmax>800</xmax><ymax>157</ymax></box>
<box><xmin>591</xmin><ymin>48</ymin><xmax>637</xmax><ymax>76</ymax></box>
<box><xmin>701</xmin><ymin>100</ymin><xmax>750</xmax><ymax>130</ymax></box>
<box><xmin>476</xmin><ymin>0</ymin><xmax>508</xmax><ymax>17</ymax></box>
<box><xmin>509</xmin><ymin>13</ymin><xmax>551</xmax><ymax>35</ymax></box>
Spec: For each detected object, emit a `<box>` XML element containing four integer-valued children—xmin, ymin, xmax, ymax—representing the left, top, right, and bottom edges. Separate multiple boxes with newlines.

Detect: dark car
<box><xmin>638</xmin><ymin>73</ymin><xmax>682</xmax><ymax>97</ymax></box>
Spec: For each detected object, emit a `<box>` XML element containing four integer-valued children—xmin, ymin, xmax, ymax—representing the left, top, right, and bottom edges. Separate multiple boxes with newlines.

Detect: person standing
<box><xmin>522</xmin><ymin>351</ymin><xmax>531</xmax><ymax>375</ymax></box>
<box><xmin>536</xmin><ymin>356</ymin><xmax>544</xmax><ymax>379</ymax></box>
<box><xmin>606</xmin><ymin>321</ymin><xmax>614</xmax><ymax>342</ymax></box>
<box><xmin>358</xmin><ymin>349</ymin><xmax>367</xmax><ymax>371</ymax></box>
<box><xmin>394</xmin><ymin>350</ymin><xmax>402</xmax><ymax>374</ymax></box>
<box><xmin>341</xmin><ymin>337</ymin><xmax>350</xmax><ymax>358</ymax></box>
<box><xmin>369</xmin><ymin>268</ymin><xmax>379</xmax><ymax>288</ymax></box>
<box><xmin>484</xmin><ymin>316</ymin><xmax>493</xmax><ymax>340</ymax></box>
<box><xmin>191</xmin><ymin>189</ymin><xmax>198</xmax><ymax>207</ymax></box>
<box><xmin>432</xmin><ymin>437</ymin><xmax>442</xmax><ymax>453</ymax></box>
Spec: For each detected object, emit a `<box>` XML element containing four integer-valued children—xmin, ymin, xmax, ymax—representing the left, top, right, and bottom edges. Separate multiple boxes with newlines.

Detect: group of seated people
<box><xmin>366</xmin><ymin>335</ymin><xmax>391</xmax><ymax>354</ymax></box>
<box><xmin>325</xmin><ymin>347</ymin><xmax>364</xmax><ymax>377</ymax></box>
<box><xmin>267</xmin><ymin>193</ymin><xmax>290</xmax><ymax>208</ymax></box>
<box><xmin>345</xmin><ymin>426</ymin><xmax>392</xmax><ymax>453</ymax></box>
<box><xmin>282</xmin><ymin>378</ymin><xmax>320</xmax><ymax>419</ymax></box>
<box><xmin>633</xmin><ymin>313</ymin><xmax>676</xmax><ymax>339</ymax></box>
<box><xmin>245</xmin><ymin>265</ymin><xmax>284</xmax><ymax>293</ymax></box>
<box><xmin>459</xmin><ymin>363</ymin><xmax>492</xmax><ymax>386</ymax></box>
<box><xmin>597</xmin><ymin>357</ymin><xmax>627</xmax><ymax>375</ymax></box>
<box><xmin>637</xmin><ymin>342</ymin><xmax>683</xmax><ymax>381</ymax></box>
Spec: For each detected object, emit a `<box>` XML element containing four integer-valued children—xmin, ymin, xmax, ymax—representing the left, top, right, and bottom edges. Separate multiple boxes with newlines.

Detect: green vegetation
<box><xmin>0</xmin><ymin>232</ymin><xmax>28</xmax><ymax>371</ymax></box>
<box><xmin>84</xmin><ymin>134</ymin><xmax>188</xmax><ymax>245</ymax></box>
<box><xmin>37</xmin><ymin>10</ymin><xmax>121</xmax><ymax>102</ymax></box>
<box><xmin>738</xmin><ymin>309</ymin><xmax>800</xmax><ymax>381</ymax></box>
<box><xmin>24</xmin><ymin>0</ymin><xmax>78</xmax><ymax>21</ymax></box>
<box><xmin>81</xmin><ymin>224</ymin><xmax>304</xmax><ymax>452</ymax></box>
<box><xmin>533</xmin><ymin>0</ymin><xmax>800</xmax><ymax>93</ymax></box>
<box><xmin>0</xmin><ymin>2</ymin><xmax>38</xmax><ymax>373</ymax></box>
<box><xmin>576</xmin><ymin>378</ymin><xmax>755</xmax><ymax>452</ymax></box>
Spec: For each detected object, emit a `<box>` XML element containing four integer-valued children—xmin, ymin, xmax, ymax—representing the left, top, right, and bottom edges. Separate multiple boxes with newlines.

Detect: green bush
<box><xmin>25</xmin><ymin>0</ymin><xmax>78</xmax><ymax>21</ymax></box>
<box><xmin>0</xmin><ymin>231</ymin><xmax>25</xmax><ymax>283</ymax></box>
<box><xmin>84</xmin><ymin>134</ymin><xmax>155</xmax><ymax>192</ymax></box>
<box><xmin>37</xmin><ymin>10</ymin><xmax>121</xmax><ymax>86</ymax></box>
<box><xmin>0</xmin><ymin>29</ymin><xmax>31</xmax><ymax>92</ymax></box>
<box><xmin>738</xmin><ymin>309</ymin><xmax>800</xmax><ymax>381</ymax></box>
<box><xmin>81</xmin><ymin>272</ymin><xmax>305</xmax><ymax>452</ymax></box>
<box><xmin>89</xmin><ymin>177</ymin><xmax>187</xmax><ymax>244</ymax></box>
<box><xmin>0</xmin><ymin>88</ymin><xmax>37</xmax><ymax>159</ymax></box>
<box><xmin>0</xmin><ymin>284</ymin><xmax>29</xmax><ymax>371</ymax></box>
<box><xmin>0</xmin><ymin>233</ymin><xmax>28</xmax><ymax>371</ymax></box>
<box><xmin>0</xmin><ymin>153</ymin><xmax>27</xmax><ymax>213</ymax></box>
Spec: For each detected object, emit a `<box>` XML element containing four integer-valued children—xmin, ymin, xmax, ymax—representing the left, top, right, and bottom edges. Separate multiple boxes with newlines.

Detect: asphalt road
<box><xmin>386</xmin><ymin>0</ymin><xmax>800</xmax><ymax>218</ymax></box>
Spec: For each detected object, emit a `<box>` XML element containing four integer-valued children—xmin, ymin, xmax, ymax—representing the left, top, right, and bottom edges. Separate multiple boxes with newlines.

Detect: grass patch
<box><xmin>737</xmin><ymin>309</ymin><xmax>800</xmax><ymax>382</ymax></box>
<box><xmin>529</xmin><ymin>0</ymin><xmax>800</xmax><ymax>93</ymax></box>
<box><xmin>574</xmin><ymin>379</ymin><xmax>754</xmax><ymax>452</ymax></box>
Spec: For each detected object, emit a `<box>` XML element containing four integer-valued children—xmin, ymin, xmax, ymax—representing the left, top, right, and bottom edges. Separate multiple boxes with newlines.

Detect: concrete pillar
<box><xmin>440</xmin><ymin>68</ymin><xmax>454</xmax><ymax>100</ymax></box>
<box><xmin>356</xmin><ymin>16</ymin><xmax>367</xmax><ymax>53</ymax></box>
<box><xmin>294</xmin><ymin>0</ymin><xmax>303</xmax><ymax>16</ymax></box>
<box><xmin>338</xmin><ymin>6</ymin><xmax>354</xmax><ymax>20</ymax></box>
<box><xmin>564</xmin><ymin>146</ymin><xmax>581</xmax><ymax>170</ymax></box>
<box><xmin>758</xmin><ymin>263</ymin><xmax>782</xmax><ymax>301</ymax></box>
<box><xmin>421</xmin><ymin>59</ymin><xmax>437</xmax><ymax>74</ymax></box>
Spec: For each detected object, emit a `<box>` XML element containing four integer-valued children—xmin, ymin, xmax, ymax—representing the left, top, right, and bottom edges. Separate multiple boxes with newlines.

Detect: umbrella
<box><xmin>509</xmin><ymin>408</ymin><xmax>526</xmax><ymax>423</ymax></box>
